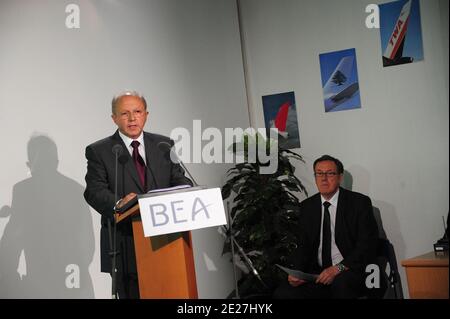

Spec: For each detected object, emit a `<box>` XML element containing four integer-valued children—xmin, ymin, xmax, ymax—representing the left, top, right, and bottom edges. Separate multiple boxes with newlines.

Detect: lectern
<box><xmin>116</xmin><ymin>203</ymin><xmax>198</xmax><ymax>299</ymax></box>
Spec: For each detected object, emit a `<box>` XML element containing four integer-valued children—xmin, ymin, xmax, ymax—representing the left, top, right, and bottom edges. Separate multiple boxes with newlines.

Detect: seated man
<box><xmin>274</xmin><ymin>155</ymin><xmax>378</xmax><ymax>299</ymax></box>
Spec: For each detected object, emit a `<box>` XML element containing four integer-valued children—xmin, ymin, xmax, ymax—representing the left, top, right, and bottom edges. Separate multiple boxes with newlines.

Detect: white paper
<box><xmin>275</xmin><ymin>264</ymin><xmax>318</xmax><ymax>282</ymax></box>
<box><xmin>138</xmin><ymin>187</ymin><xmax>227</xmax><ymax>237</ymax></box>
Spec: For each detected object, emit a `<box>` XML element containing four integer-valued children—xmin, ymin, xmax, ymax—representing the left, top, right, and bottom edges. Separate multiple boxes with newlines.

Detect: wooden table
<box><xmin>401</xmin><ymin>251</ymin><xmax>448</xmax><ymax>299</ymax></box>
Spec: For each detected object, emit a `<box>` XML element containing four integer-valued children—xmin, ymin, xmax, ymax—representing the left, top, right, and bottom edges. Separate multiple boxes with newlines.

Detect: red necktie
<box><xmin>131</xmin><ymin>140</ymin><xmax>146</xmax><ymax>191</ymax></box>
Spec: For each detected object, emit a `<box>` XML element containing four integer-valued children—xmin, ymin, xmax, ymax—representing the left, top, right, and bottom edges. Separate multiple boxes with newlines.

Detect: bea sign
<box><xmin>138</xmin><ymin>188</ymin><xmax>226</xmax><ymax>237</ymax></box>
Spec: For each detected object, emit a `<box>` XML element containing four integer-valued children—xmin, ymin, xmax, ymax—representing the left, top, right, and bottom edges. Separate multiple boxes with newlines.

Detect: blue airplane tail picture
<box><xmin>319</xmin><ymin>48</ymin><xmax>361</xmax><ymax>113</ymax></box>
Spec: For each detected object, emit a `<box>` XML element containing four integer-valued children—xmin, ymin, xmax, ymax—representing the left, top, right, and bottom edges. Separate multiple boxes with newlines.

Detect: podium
<box><xmin>114</xmin><ymin>186</ymin><xmax>226</xmax><ymax>299</ymax></box>
<box><xmin>116</xmin><ymin>203</ymin><xmax>198</xmax><ymax>299</ymax></box>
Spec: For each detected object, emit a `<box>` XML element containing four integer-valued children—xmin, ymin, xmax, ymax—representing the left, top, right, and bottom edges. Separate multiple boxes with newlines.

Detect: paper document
<box><xmin>275</xmin><ymin>264</ymin><xmax>318</xmax><ymax>282</ymax></box>
<box><xmin>117</xmin><ymin>185</ymin><xmax>192</xmax><ymax>213</ymax></box>
<box><xmin>147</xmin><ymin>184</ymin><xmax>192</xmax><ymax>194</ymax></box>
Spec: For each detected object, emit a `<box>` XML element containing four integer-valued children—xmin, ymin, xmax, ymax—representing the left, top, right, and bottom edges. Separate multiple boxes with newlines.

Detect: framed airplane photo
<box><xmin>262</xmin><ymin>91</ymin><xmax>301</xmax><ymax>149</ymax></box>
<box><xmin>379</xmin><ymin>0</ymin><xmax>424</xmax><ymax>67</ymax></box>
<box><xmin>319</xmin><ymin>48</ymin><xmax>361</xmax><ymax>113</ymax></box>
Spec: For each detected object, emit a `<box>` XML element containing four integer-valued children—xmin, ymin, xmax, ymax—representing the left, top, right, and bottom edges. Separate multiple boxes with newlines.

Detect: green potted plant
<box><xmin>221</xmin><ymin>133</ymin><xmax>308</xmax><ymax>298</ymax></box>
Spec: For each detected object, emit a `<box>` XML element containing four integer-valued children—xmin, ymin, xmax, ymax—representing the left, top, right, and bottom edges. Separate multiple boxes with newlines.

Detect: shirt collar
<box><xmin>321</xmin><ymin>188</ymin><xmax>340</xmax><ymax>208</ymax></box>
<box><xmin>118</xmin><ymin>130</ymin><xmax>145</xmax><ymax>148</ymax></box>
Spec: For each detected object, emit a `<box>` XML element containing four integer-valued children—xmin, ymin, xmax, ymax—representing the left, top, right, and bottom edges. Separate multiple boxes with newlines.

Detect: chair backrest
<box><xmin>374</xmin><ymin>238</ymin><xmax>404</xmax><ymax>299</ymax></box>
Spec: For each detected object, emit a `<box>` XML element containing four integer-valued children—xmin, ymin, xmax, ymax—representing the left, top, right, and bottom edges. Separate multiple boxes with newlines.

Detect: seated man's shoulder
<box><xmin>341</xmin><ymin>188</ymin><xmax>372</xmax><ymax>203</ymax></box>
<box><xmin>299</xmin><ymin>193</ymin><xmax>321</xmax><ymax>208</ymax></box>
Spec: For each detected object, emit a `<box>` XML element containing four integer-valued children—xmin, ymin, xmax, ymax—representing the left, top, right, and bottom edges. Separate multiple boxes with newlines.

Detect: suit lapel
<box><xmin>335</xmin><ymin>187</ymin><xmax>347</xmax><ymax>248</ymax></box>
<box><xmin>112</xmin><ymin>131</ymin><xmax>144</xmax><ymax>193</ymax></box>
<box><xmin>312</xmin><ymin>194</ymin><xmax>322</xmax><ymax>247</ymax></box>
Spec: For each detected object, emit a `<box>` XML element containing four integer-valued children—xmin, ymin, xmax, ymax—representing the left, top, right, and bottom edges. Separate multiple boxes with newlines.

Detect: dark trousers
<box><xmin>113</xmin><ymin>271</ymin><xmax>139</xmax><ymax>299</ymax></box>
<box><xmin>111</xmin><ymin>225</ymin><xmax>140</xmax><ymax>299</ymax></box>
<box><xmin>273</xmin><ymin>270</ymin><xmax>365</xmax><ymax>299</ymax></box>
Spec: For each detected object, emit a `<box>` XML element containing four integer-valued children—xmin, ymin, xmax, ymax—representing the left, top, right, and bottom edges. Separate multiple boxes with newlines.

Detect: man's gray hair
<box><xmin>111</xmin><ymin>90</ymin><xmax>147</xmax><ymax>114</ymax></box>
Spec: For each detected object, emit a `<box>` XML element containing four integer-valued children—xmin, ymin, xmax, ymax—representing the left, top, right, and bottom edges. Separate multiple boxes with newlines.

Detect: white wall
<box><xmin>439</xmin><ymin>0</ymin><xmax>449</xmax><ymax>104</ymax></box>
<box><xmin>0</xmin><ymin>0</ymin><xmax>249</xmax><ymax>298</ymax></box>
<box><xmin>238</xmin><ymin>0</ymin><xmax>449</xmax><ymax>298</ymax></box>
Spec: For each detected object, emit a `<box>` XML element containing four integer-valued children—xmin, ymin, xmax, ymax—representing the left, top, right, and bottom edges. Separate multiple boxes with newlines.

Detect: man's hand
<box><xmin>288</xmin><ymin>275</ymin><xmax>306</xmax><ymax>287</ymax></box>
<box><xmin>117</xmin><ymin>193</ymin><xmax>137</xmax><ymax>209</ymax></box>
<box><xmin>315</xmin><ymin>266</ymin><xmax>340</xmax><ymax>285</ymax></box>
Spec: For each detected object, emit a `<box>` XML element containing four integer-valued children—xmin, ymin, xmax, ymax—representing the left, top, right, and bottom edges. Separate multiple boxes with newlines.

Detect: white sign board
<box><xmin>138</xmin><ymin>187</ymin><xmax>227</xmax><ymax>237</ymax></box>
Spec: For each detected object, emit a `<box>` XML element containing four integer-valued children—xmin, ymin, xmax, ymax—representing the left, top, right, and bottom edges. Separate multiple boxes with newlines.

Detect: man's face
<box><xmin>112</xmin><ymin>96</ymin><xmax>148</xmax><ymax>139</ymax></box>
<box><xmin>314</xmin><ymin>160</ymin><xmax>343</xmax><ymax>200</ymax></box>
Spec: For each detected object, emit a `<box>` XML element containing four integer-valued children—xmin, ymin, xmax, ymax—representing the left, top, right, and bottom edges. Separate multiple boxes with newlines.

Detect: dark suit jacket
<box><xmin>83</xmin><ymin>130</ymin><xmax>192</xmax><ymax>273</ymax></box>
<box><xmin>292</xmin><ymin>187</ymin><xmax>378</xmax><ymax>274</ymax></box>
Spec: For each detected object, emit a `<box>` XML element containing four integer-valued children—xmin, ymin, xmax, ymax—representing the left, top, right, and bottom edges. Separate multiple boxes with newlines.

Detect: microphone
<box><xmin>118</xmin><ymin>154</ymin><xmax>128</xmax><ymax>165</ymax></box>
<box><xmin>112</xmin><ymin>144</ymin><xmax>123</xmax><ymax>156</ymax></box>
<box><xmin>157</xmin><ymin>141</ymin><xmax>199</xmax><ymax>187</ymax></box>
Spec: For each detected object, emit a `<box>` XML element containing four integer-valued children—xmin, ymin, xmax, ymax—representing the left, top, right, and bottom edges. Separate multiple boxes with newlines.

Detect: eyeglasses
<box><xmin>314</xmin><ymin>172</ymin><xmax>339</xmax><ymax>178</ymax></box>
<box><xmin>117</xmin><ymin>109</ymin><xmax>146</xmax><ymax>120</ymax></box>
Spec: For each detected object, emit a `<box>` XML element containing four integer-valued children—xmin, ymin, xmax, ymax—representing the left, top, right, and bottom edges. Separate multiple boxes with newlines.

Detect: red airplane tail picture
<box><xmin>273</xmin><ymin>102</ymin><xmax>290</xmax><ymax>133</ymax></box>
<box><xmin>382</xmin><ymin>0</ymin><xmax>414</xmax><ymax>67</ymax></box>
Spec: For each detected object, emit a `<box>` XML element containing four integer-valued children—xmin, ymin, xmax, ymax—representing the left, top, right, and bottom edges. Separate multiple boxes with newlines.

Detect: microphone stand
<box><xmin>178</xmin><ymin>160</ymin><xmax>198</xmax><ymax>187</ymax></box>
<box><xmin>232</xmin><ymin>238</ymin><xmax>268</xmax><ymax>290</ymax></box>
<box><xmin>226</xmin><ymin>202</ymin><xmax>239</xmax><ymax>299</ymax></box>
<box><xmin>159</xmin><ymin>141</ymin><xmax>199</xmax><ymax>187</ymax></box>
<box><xmin>109</xmin><ymin>147</ymin><xmax>121</xmax><ymax>299</ymax></box>
<box><xmin>226</xmin><ymin>202</ymin><xmax>267</xmax><ymax>296</ymax></box>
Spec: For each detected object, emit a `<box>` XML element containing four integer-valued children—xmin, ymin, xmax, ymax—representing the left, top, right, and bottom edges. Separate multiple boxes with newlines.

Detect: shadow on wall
<box><xmin>344</xmin><ymin>166</ymin><xmax>406</xmax><ymax>257</ymax></box>
<box><xmin>0</xmin><ymin>135</ymin><xmax>94</xmax><ymax>298</ymax></box>
<box><xmin>343</xmin><ymin>167</ymin><xmax>392</xmax><ymax>239</ymax></box>
<box><xmin>344</xmin><ymin>166</ymin><xmax>406</xmax><ymax>298</ymax></box>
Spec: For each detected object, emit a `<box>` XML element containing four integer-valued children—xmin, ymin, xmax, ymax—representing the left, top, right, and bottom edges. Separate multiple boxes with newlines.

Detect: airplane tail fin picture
<box><xmin>262</xmin><ymin>91</ymin><xmax>301</xmax><ymax>149</ymax></box>
<box><xmin>323</xmin><ymin>56</ymin><xmax>355</xmax><ymax>98</ymax></box>
<box><xmin>380</xmin><ymin>0</ymin><xmax>422</xmax><ymax>67</ymax></box>
<box><xmin>273</xmin><ymin>102</ymin><xmax>290</xmax><ymax>133</ymax></box>
<box><xmin>319</xmin><ymin>48</ymin><xmax>361</xmax><ymax>113</ymax></box>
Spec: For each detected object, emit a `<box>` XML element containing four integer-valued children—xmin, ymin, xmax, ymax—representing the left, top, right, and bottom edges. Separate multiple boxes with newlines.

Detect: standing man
<box><xmin>274</xmin><ymin>155</ymin><xmax>378</xmax><ymax>298</ymax></box>
<box><xmin>84</xmin><ymin>91</ymin><xmax>192</xmax><ymax>298</ymax></box>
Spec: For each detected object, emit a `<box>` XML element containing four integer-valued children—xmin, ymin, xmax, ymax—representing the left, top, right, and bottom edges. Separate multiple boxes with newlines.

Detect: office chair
<box><xmin>365</xmin><ymin>238</ymin><xmax>403</xmax><ymax>299</ymax></box>
<box><xmin>379</xmin><ymin>238</ymin><xmax>403</xmax><ymax>298</ymax></box>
